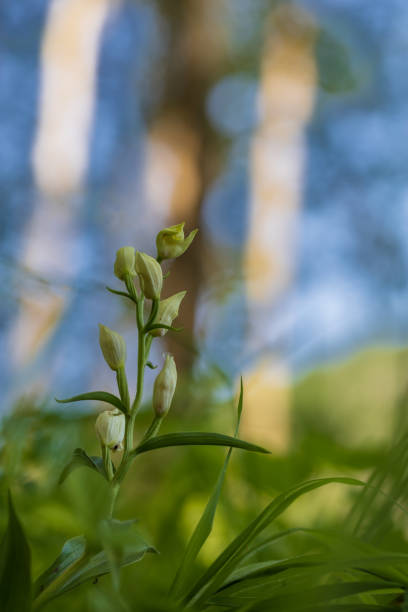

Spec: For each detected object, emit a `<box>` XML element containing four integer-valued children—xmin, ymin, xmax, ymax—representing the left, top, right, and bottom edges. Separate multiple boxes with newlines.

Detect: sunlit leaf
<box><xmin>0</xmin><ymin>492</ymin><xmax>31</xmax><ymax>612</ymax></box>
<box><xmin>56</xmin><ymin>391</ymin><xmax>125</xmax><ymax>412</ymax></box>
<box><xmin>59</xmin><ymin>448</ymin><xmax>107</xmax><ymax>484</ymax></box>
<box><xmin>184</xmin><ymin>477</ymin><xmax>364</xmax><ymax>607</ymax></box>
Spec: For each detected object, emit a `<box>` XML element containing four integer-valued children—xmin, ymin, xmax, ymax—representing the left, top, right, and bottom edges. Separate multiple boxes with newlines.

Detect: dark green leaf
<box><xmin>56</xmin><ymin>391</ymin><xmax>125</xmax><ymax>412</ymax></box>
<box><xmin>33</xmin><ymin>536</ymin><xmax>86</xmax><ymax>599</ymax></box>
<box><xmin>56</xmin><ymin>541</ymin><xmax>156</xmax><ymax>597</ymax></box>
<box><xmin>33</xmin><ymin>524</ymin><xmax>156</xmax><ymax>608</ymax></box>
<box><xmin>0</xmin><ymin>492</ymin><xmax>31</xmax><ymax>612</ymax></box>
<box><xmin>133</xmin><ymin>431</ymin><xmax>269</xmax><ymax>458</ymax></box>
<box><xmin>184</xmin><ymin>477</ymin><xmax>364</xmax><ymax>607</ymax></box>
<box><xmin>146</xmin><ymin>361</ymin><xmax>157</xmax><ymax>370</ymax></box>
<box><xmin>99</xmin><ymin>519</ymin><xmax>157</xmax><ymax>591</ymax></box>
<box><xmin>171</xmin><ymin>378</ymin><xmax>244</xmax><ymax>598</ymax></box>
<box><xmin>59</xmin><ymin>448</ymin><xmax>107</xmax><ymax>484</ymax></box>
<box><xmin>234</xmin><ymin>580</ymin><xmax>403</xmax><ymax>612</ymax></box>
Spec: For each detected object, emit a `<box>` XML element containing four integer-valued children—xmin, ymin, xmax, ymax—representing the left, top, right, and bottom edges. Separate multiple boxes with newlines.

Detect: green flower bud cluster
<box><xmin>156</xmin><ymin>222</ymin><xmax>198</xmax><ymax>262</ymax></box>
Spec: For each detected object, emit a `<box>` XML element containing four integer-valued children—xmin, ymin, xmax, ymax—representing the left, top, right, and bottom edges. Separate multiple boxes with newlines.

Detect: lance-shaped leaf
<box><xmin>99</xmin><ymin>519</ymin><xmax>157</xmax><ymax>592</ymax></box>
<box><xmin>56</xmin><ymin>391</ymin><xmax>125</xmax><ymax>412</ymax></box>
<box><xmin>33</xmin><ymin>528</ymin><xmax>156</xmax><ymax>608</ymax></box>
<box><xmin>33</xmin><ymin>536</ymin><xmax>87</xmax><ymax>599</ymax></box>
<box><xmin>59</xmin><ymin>448</ymin><xmax>107</xmax><ymax>484</ymax></box>
<box><xmin>171</xmin><ymin>378</ymin><xmax>244</xmax><ymax>598</ymax></box>
<box><xmin>54</xmin><ymin>540</ymin><xmax>157</xmax><ymax>598</ymax></box>
<box><xmin>0</xmin><ymin>492</ymin><xmax>31</xmax><ymax>612</ymax></box>
<box><xmin>133</xmin><ymin>431</ymin><xmax>269</xmax><ymax>458</ymax></box>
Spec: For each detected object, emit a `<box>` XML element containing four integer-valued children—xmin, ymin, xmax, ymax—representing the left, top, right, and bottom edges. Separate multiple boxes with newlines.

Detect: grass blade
<box><xmin>170</xmin><ymin>378</ymin><xmax>244</xmax><ymax>598</ymax></box>
<box><xmin>183</xmin><ymin>477</ymin><xmax>364</xmax><ymax>608</ymax></box>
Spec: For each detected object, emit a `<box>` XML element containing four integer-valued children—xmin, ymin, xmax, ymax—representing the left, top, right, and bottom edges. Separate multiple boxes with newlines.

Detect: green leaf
<box><xmin>59</xmin><ymin>448</ymin><xmax>107</xmax><ymax>484</ymax></box>
<box><xmin>146</xmin><ymin>361</ymin><xmax>157</xmax><ymax>370</ymax></box>
<box><xmin>171</xmin><ymin>378</ymin><xmax>244</xmax><ymax>598</ymax></box>
<box><xmin>55</xmin><ymin>540</ymin><xmax>157</xmax><ymax>598</ymax></box>
<box><xmin>99</xmin><ymin>519</ymin><xmax>157</xmax><ymax>592</ymax></box>
<box><xmin>33</xmin><ymin>536</ymin><xmax>86</xmax><ymax>599</ymax></box>
<box><xmin>0</xmin><ymin>492</ymin><xmax>31</xmax><ymax>612</ymax></box>
<box><xmin>133</xmin><ymin>431</ymin><xmax>269</xmax><ymax>458</ymax></box>
<box><xmin>56</xmin><ymin>391</ymin><xmax>125</xmax><ymax>412</ymax></box>
<box><xmin>33</xmin><ymin>534</ymin><xmax>156</xmax><ymax>608</ymax></box>
<box><xmin>212</xmin><ymin>577</ymin><xmax>403</xmax><ymax>610</ymax></box>
<box><xmin>184</xmin><ymin>477</ymin><xmax>364</xmax><ymax>608</ymax></box>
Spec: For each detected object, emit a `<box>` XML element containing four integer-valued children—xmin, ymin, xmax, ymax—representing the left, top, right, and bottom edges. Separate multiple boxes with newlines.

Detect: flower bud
<box><xmin>114</xmin><ymin>246</ymin><xmax>136</xmax><ymax>280</ymax></box>
<box><xmin>99</xmin><ymin>324</ymin><xmax>126</xmax><ymax>371</ymax></box>
<box><xmin>149</xmin><ymin>291</ymin><xmax>186</xmax><ymax>337</ymax></box>
<box><xmin>153</xmin><ymin>354</ymin><xmax>177</xmax><ymax>417</ymax></box>
<box><xmin>134</xmin><ymin>251</ymin><xmax>163</xmax><ymax>300</ymax></box>
<box><xmin>95</xmin><ymin>409</ymin><xmax>125</xmax><ymax>450</ymax></box>
<box><xmin>156</xmin><ymin>223</ymin><xmax>198</xmax><ymax>261</ymax></box>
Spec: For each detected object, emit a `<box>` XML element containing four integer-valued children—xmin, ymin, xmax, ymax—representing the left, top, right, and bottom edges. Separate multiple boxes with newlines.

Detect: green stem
<box><xmin>114</xmin><ymin>296</ymin><xmax>151</xmax><ymax>484</ymax></box>
<box><xmin>141</xmin><ymin>415</ymin><xmax>163</xmax><ymax>443</ymax></box>
<box><xmin>144</xmin><ymin>298</ymin><xmax>159</xmax><ymax>331</ymax></box>
<box><xmin>109</xmin><ymin>483</ymin><xmax>120</xmax><ymax>519</ymax></box>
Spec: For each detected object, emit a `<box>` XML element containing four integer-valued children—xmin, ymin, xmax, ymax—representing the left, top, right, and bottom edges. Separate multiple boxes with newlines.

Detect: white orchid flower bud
<box><xmin>153</xmin><ymin>354</ymin><xmax>177</xmax><ymax>417</ymax></box>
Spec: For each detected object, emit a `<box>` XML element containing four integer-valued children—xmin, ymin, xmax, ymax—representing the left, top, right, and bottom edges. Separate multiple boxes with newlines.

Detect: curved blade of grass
<box><xmin>216</xmin><ymin>551</ymin><xmax>408</xmax><ymax>606</ymax></box>
<box><xmin>133</xmin><ymin>432</ymin><xmax>269</xmax><ymax>457</ymax></box>
<box><xmin>56</xmin><ymin>391</ymin><xmax>125</xmax><ymax>412</ymax></box>
<box><xmin>183</xmin><ymin>477</ymin><xmax>364</xmax><ymax>608</ymax></box>
<box><xmin>59</xmin><ymin>448</ymin><xmax>107</xmax><ymax>484</ymax></box>
<box><xmin>236</xmin><ymin>580</ymin><xmax>403</xmax><ymax>612</ymax></box>
<box><xmin>170</xmin><ymin>378</ymin><xmax>244</xmax><ymax>598</ymax></box>
<box><xmin>0</xmin><ymin>492</ymin><xmax>31</xmax><ymax>612</ymax></box>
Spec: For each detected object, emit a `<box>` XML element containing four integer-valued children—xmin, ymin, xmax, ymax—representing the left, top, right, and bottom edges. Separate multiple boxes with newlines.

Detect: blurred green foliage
<box><xmin>1</xmin><ymin>346</ymin><xmax>408</xmax><ymax>610</ymax></box>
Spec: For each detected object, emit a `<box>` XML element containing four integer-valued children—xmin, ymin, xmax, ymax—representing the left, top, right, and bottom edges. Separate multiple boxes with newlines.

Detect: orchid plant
<box><xmin>1</xmin><ymin>223</ymin><xmax>269</xmax><ymax>611</ymax></box>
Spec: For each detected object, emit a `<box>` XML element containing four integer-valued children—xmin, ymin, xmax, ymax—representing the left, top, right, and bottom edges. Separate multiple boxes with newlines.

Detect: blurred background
<box><xmin>1</xmin><ymin>0</ymin><xmax>408</xmax><ymax>609</ymax></box>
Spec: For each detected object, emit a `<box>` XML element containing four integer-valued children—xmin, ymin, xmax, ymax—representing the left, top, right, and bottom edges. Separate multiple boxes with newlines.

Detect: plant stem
<box><xmin>102</xmin><ymin>444</ymin><xmax>114</xmax><ymax>481</ymax></box>
<box><xmin>109</xmin><ymin>483</ymin><xmax>120</xmax><ymax>519</ymax></box>
<box><xmin>116</xmin><ymin>366</ymin><xmax>130</xmax><ymax>412</ymax></box>
<box><xmin>113</xmin><ymin>291</ymin><xmax>157</xmax><ymax>492</ymax></box>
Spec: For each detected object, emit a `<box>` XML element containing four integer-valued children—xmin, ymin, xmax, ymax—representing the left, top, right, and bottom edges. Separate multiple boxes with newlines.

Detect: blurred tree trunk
<box><xmin>151</xmin><ymin>0</ymin><xmax>228</xmax><ymax>369</ymax></box>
